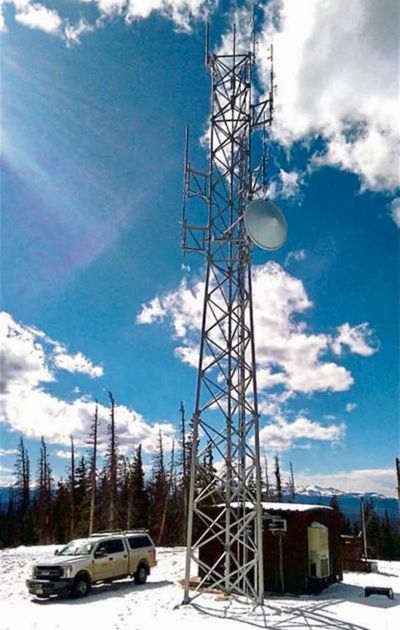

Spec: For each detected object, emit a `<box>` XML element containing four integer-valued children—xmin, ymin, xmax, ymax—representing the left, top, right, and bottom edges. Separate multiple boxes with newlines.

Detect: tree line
<box><xmin>0</xmin><ymin>396</ymin><xmax>195</xmax><ymax>547</ymax></box>
<box><xmin>0</xmin><ymin>395</ymin><xmax>399</xmax><ymax>560</ymax></box>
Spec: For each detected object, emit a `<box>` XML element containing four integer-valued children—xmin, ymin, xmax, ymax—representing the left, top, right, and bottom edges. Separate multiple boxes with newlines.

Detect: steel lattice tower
<box><xmin>182</xmin><ymin>26</ymin><xmax>274</xmax><ymax>605</ymax></box>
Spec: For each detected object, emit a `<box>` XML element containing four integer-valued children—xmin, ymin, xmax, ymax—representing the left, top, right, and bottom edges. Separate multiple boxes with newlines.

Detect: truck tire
<box><xmin>73</xmin><ymin>574</ymin><xmax>91</xmax><ymax>598</ymax></box>
<box><xmin>134</xmin><ymin>564</ymin><xmax>148</xmax><ymax>585</ymax></box>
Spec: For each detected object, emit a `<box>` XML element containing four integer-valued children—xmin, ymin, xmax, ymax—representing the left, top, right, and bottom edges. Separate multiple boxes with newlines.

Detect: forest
<box><xmin>0</xmin><ymin>393</ymin><xmax>399</xmax><ymax>560</ymax></box>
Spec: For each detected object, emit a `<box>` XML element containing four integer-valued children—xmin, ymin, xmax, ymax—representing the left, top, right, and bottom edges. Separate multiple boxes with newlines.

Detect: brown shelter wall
<box><xmin>198</xmin><ymin>506</ymin><xmax>342</xmax><ymax>594</ymax></box>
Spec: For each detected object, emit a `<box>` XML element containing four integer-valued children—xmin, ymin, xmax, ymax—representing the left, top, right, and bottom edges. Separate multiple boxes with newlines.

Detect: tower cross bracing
<box><xmin>182</xmin><ymin>28</ymin><xmax>274</xmax><ymax>605</ymax></box>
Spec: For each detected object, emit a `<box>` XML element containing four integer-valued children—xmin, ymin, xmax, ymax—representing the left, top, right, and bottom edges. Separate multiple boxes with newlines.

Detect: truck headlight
<box><xmin>63</xmin><ymin>566</ymin><xmax>73</xmax><ymax>578</ymax></box>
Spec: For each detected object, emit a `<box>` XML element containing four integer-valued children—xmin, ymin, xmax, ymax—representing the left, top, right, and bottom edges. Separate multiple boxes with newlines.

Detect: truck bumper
<box><xmin>26</xmin><ymin>578</ymin><xmax>74</xmax><ymax>598</ymax></box>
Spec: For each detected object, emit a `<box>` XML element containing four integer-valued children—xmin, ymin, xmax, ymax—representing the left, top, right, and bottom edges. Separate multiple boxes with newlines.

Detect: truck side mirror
<box><xmin>54</xmin><ymin>549</ymin><xmax>59</xmax><ymax>556</ymax></box>
<box><xmin>94</xmin><ymin>549</ymin><xmax>106</xmax><ymax>559</ymax></box>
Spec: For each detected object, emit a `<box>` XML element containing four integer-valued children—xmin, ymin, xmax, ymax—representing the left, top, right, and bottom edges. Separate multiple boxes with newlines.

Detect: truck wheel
<box><xmin>73</xmin><ymin>575</ymin><xmax>91</xmax><ymax>598</ymax></box>
<box><xmin>134</xmin><ymin>565</ymin><xmax>148</xmax><ymax>585</ymax></box>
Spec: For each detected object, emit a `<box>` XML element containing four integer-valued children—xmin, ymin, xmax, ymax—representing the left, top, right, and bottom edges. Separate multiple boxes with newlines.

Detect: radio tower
<box><xmin>182</xmin><ymin>24</ymin><xmax>277</xmax><ymax>605</ymax></box>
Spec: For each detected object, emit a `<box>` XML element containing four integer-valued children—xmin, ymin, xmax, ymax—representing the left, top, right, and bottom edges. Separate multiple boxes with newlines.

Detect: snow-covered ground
<box><xmin>1</xmin><ymin>545</ymin><xmax>399</xmax><ymax>630</ymax></box>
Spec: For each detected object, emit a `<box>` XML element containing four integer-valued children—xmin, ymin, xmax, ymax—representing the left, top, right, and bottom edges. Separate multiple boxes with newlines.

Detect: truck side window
<box><xmin>128</xmin><ymin>536</ymin><xmax>152</xmax><ymax>549</ymax></box>
<box><xmin>96</xmin><ymin>542</ymin><xmax>108</xmax><ymax>555</ymax></box>
<box><xmin>96</xmin><ymin>539</ymin><xmax>124</xmax><ymax>555</ymax></box>
<box><xmin>111</xmin><ymin>539</ymin><xmax>124</xmax><ymax>553</ymax></box>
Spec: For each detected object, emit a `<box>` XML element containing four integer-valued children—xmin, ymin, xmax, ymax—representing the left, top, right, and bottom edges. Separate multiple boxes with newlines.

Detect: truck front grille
<box><xmin>35</xmin><ymin>566</ymin><xmax>63</xmax><ymax>580</ymax></box>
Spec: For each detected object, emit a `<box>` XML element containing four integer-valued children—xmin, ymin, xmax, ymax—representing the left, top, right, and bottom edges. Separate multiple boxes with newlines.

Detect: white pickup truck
<box><xmin>26</xmin><ymin>529</ymin><xmax>157</xmax><ymax>598</ymax></box>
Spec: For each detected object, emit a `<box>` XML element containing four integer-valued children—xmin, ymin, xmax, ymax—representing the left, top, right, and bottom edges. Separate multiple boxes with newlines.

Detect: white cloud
<box><xmin>2</xmin><ymin>0</ymin><xmax>214</xmax><ymax>39</ymax></box>
<box><xmin>278</xmin><ymin>169</ymin><xmax>302</xmax><ymax>198</ymax></box>
<box><xmin>389</xmin><ymin>198</ymin><xmax>400</xmax><ymax>228</ymax></box>
<box><xmin>83</xmin><ymin>0</ymin><xmax>126</xmax><ymax>15</ymax></box>
<box><xmin>257</xmin><ymin>0</ymin><xmax>400</xmax><ymax>192</ymax></box>
<box><xmin>55</xmin><ymin>450</ymin><xmax>75</xmax><ymax>460</ymax></box>
<box><xmin>136</xmin><ymin>296</ymin><xmax>167</xmax><ymax>325</ymax></box>
<box><xmin>332</xmin><ymin>323</ymin><xmax>377</xmax><ymax>357</ymax></box>
<box><xmin>0</xmin><ymin>6</ymin><xmax>6</xmax><ymax>32</ymax></box>
<box><xmin>345</xmin><ymin>403</ymin><xmax>357</xmax><ymax>413</ymax></box>
<box><xmin>260</xmin><ymin>416</ymin><xmax>345</xmax><ymax>452</ymax></box>
<box><xmin>0</xmin><ymin>464</ymin><xmax>14</xmax><ymax>487</ymax></box>
<box><xmin>285</xmin><ymin>249</ymin><xmax>306</xmax><ymax>266</ymax></box>
<box><xmin>0</xmin><ymin>448</ymin><xmax>18</xmax><ymax>456</ymax></box>
<box><xmin>296</xmin><ymin>467</ymin><xmax>397</xmax><ymax>497</ymax></box>
<box><xmin>53</xmin><ymin>348</ymin><xmax>104</xmax><ymax>378</ymax></box>
<box><xmin>15</xmin><ymin>2</ymin><xmax>62</xmax><ymax>35</ymax></box>
<box><xmin>137</xmin><ymin>262</ymin><xmax>377</xmax><ymax>398</ymax></box>
<box><xmin>137</xmin><ymin>276</ymin><xmax>203</xmax><ymax>338</ymax></box>
<box><xmin>0</xmin><ymin>464</ymin><xmax>13</xmax><ymax>473</ymax></box>
<box><xmin>174</xmin><ymin>343</ymin><xmax>199</xmax><ymax>368</ymax></box>
<box><xmin>64</xmin><ymin>19</ymin><xmax>94</xmax><ymax>45</ymax></box>
<box><xmin>0</xmin><ymin>312</ymin><xmax>55</xmax><ymax>394</ymax></box>
<box><xmin>82</xmin><ymin>0</ymin><xmax>212</xmax><ymax>32</ymax></box>
<box><xmin>0</xmin><ymin>311</ymin><xmax>175</xmax><ymax>452</ymax></box>
<box><xmin>0</xmin><ymin>311</ymin><xmax>104</xmax><ymax>384</ymax></box>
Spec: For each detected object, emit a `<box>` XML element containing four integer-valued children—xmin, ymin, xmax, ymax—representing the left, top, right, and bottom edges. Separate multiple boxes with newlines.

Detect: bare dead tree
<box><xmin>88</xmin><ymin>401</ymin><xmax>99</xmax><ymax>536</ymax></box>
<box><xmin>264</xmin><ymin>455</ymin><xmax>271</xmax><ymax>500</ymax></box>
<box><xmin>275</xmin><ymin>454</ymin><xmax>283</xmax><ymax>501</ymax></box>
<box><xmin>158</xmin><ymin>438</ymin><xmax>175</xmax><ymax>546</ymax></box>
<box><xmin>69</xmin><ymin>434</ymin><xmax>75</xmax><ymax>538</ymax></box>
<box><xmin>107</xmin><ymin>392</ymin><xmax>118</xmax><ymax>530</ymax></box>
<box><xmin>288</xmin><ymin>461</ymin><xmax>296</xmax><ymax>502</ymax></box>
<box><xmin>396</xmin><ymin>458</ymin><xmax>400</xmax><ymax>524</ymax></box>
<box><xmin>179</xmin><ymin>401</ymin><xmax>188</xmax><ymax>543</ymax></box>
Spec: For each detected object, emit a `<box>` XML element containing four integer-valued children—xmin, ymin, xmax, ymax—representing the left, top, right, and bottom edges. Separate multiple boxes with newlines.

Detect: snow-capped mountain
<box><xmin>296</xmin><ymin>485</ymin><xmax>391</xmax><ymax>500</ymax></box>
<box><xmin>291</xmin><ymin>486</ymin><xmax>398</xmax><ymax>521</ymax></box>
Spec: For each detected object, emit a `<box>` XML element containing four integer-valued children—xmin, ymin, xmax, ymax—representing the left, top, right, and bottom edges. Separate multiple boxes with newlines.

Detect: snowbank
<box><xmin>1</xmin><ymin>545</ymin><xmax>399</xmax><ymax>630</ymax></box>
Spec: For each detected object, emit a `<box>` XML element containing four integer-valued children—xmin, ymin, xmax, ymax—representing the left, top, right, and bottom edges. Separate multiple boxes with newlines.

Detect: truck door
<box><xmin>93</xmin><ymin>539</ymin><xmax>129</xmax><ymax>580</ymax></box>
<box><xmin>107</xmin><ymin>539</ymin><xmax>129</xmax><ymax>577</ymax></box>
<box><xmin>93</xmin><ymin>541</ymin><xmax>113</xmax><ymax>580</ymax></box>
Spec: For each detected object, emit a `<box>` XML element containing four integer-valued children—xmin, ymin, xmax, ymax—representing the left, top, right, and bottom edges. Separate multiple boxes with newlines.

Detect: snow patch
<box><xmin>0</xmin><ymin>545</ymin><xmax>399</xmax><ymax>630</ymax></box>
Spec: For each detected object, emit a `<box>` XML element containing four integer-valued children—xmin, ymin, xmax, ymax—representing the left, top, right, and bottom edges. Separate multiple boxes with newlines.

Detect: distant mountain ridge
<box><xmin>290</xmin><ymin>485</ymin><xmax>398</xmax><ymax>522</ymax></box>
<box><xmin>296</xmin><ymin>484</ymin><xmax>392</xmax><ymax>500</ymax></box>
<box><xmin>0</xmin><ymin>485</ymin><xmax>398</xmax><ymax>522</ymax></box>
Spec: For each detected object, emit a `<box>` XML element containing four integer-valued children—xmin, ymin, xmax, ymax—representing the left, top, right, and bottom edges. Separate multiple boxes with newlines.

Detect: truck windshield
<box><xmin>58</xmin><ymin>541</ymin><xmax>94</xmax><ymax>556</ymax></box>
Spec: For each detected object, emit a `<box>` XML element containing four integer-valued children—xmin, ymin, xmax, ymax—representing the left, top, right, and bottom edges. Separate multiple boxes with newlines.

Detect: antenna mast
<box><xmin>182</xmin><ymin>22</ymin><xmax>275</xmax><ymax>605</ymax></box>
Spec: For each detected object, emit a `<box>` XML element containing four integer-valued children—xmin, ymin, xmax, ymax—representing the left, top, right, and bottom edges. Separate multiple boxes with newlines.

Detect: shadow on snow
<box><xmin>31</xmin><ymin>579</ymin><xmax>172</xmax><ymax>605</ymax></box>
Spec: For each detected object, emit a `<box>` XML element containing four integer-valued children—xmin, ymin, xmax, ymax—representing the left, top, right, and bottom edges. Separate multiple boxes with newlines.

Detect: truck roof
<box><xmin>89</xmin><ymin>529</ymin><xmax>150</xmax><ymax>538</ymax></box>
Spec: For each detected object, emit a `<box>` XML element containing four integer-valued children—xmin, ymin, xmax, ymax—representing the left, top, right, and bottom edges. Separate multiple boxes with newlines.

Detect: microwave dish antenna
<box><xmin>244</xmin><ymin>198</ymin><xmax>287</xmax><ymax>251</ymax></box>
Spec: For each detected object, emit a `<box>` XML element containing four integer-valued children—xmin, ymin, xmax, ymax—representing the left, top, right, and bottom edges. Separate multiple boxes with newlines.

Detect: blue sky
<box><xmin>1</xmin><ymin>0</ymin><xmax>399</xmax><ymax>495</ymax></box>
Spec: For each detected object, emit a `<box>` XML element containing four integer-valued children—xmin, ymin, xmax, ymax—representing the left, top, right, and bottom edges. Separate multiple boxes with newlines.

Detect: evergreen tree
<box><xmin>53</xmin><ymin>479</ymin><xmax>70</xmax><ymax>543</ymax></box>
<box><xmin>274</xmin><ymin>454</ymin><xmax>283</xmax><ymax>501</ymax></box>
<box><xmin>158</xmin><ymin>439</ymin><xmax>175</xmax><ymax>545</ymax></box>
<box><xmin>36</xmin><ymin>437</ymin><xmax>53</xmax><ymax>543</ymax></box>
<box><xmin>329</xmin><ymin>494</ymin><xmax>348</xmax><ymax>534</ymax></box>
<box><xmin>74</xmin><ymin>455</ymin><xmax>90</xmax><ymax>536</ymax></box>
<box><xmin>379</xmin><ymin>510</ymin><xmax>396</xmax><ymax>560</ymax></box>
<box><xmin>119</xmin><ymin>454</ymin><xmax>131</xmax><ymax>529</ymax></box>
<box><xmin>129</xmin><ymin>444</ymin><xmax>149</xmax><ymax>529</ymax></box>
<box><xmin>148</xmin><ymin>431</ymin><xmax>168</xmax><ymax>543</ymax></box>
<box><xmin>14</xmin><ymin>437</ymin><xmax>30</xmax><ymax>515</ymax></box>
<box><xmin>264</xmin><ymin>455</ymin><xmax>272</xmax><ymax>500</ymax></box>
<box><xmin>13</xmin><ymin>437</ymin><xmax>35</xmax><ymax>544</ymax></box>
<box><xmin>178</xmin><ymin>402</ymin><xmax>189</xmax><ymax>543</ymax></box>
<box><xmin>96</xmin><ymin>465</ymin><xmax>109</xmax><ymax>531</ymax></box>
<box><xmin>1</xmin><ymin>488</ymin><xmax>17</xmax><ymax>547</ymax></box>
<box><xmin>364</xmin><ymin>498</ymin><xmax>380</xmax><ymax>558</ymax></box>
<box><xmin>69</xmin><ymin>434</ymin><xmax>76</xmax><ymax>538</ymax></box>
